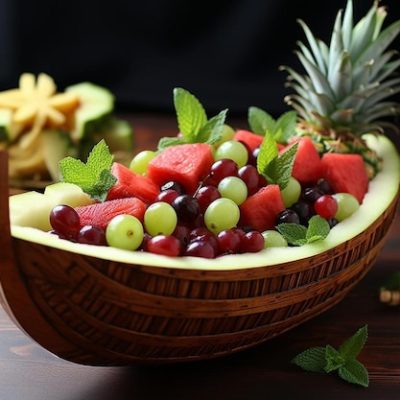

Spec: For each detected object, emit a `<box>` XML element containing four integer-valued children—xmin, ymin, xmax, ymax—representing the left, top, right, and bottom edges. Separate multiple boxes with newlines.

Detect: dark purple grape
<box><xmin>328</xmin><ymin>218</ymin><xmax>338</xmax><ymax>228</ymax></box>
<box><xmin>161</xmin><ymin>181</ymin><xmax>185</xmax><ymax>195</ymax></box>
<box><xmin>184</xmin><ymin>241</ymin><xmax>215</xmax><ymax>258</ymax></box>
<box><xmin>252</xmin><ymin>147</ymin><xmax>260</xmax><ymax>160</ymax></box>
<box><xmin>77</xmin><ymin>225</ymin><xmax>106</xmax><ymax>246</ymax></box>
<box><xmin>291</xmin><ymin>201</ymin><xmax>313</xmax><ymax>225</ymax></box>
<box><xmin>303</xmin><ymin>186</ymin><xmax>324</xmax><ymax>202</ymax></box>
<box><xmin>317</xmin><ymin>179</ymin><xmax>333</xmax><ymax>195</ymax></box>
<box><xmin>277</xmin><ymin>209</ymin><xmax>300</xmax><ymax>225</ymax></box>
<box><xmin>172</xmin><ymin>195</ymin><xmax>200</xmax><ymax>222</ymax></box>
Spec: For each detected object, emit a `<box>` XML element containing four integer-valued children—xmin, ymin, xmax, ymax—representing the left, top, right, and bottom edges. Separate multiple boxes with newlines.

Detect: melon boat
<box><xmin>1</xmin><ymin>134</ymin><xmax>399</xmax><ymax>365</ymax></box>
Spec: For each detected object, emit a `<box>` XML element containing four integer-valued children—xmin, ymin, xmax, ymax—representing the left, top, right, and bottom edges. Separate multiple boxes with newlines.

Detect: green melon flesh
<box><xmin>10</xmin><ymin>135</ymin><xmax>400</xmax><ymax>271</ymax></box>
<box><xmin>10</xmin><ymin>183</ymin><xmax>94</xmax><ymax>231</ymax></box>
<box><xmin>66</xmin><ymin>82</ymin><xmax>114</xmax><ymax>140</ymax></box>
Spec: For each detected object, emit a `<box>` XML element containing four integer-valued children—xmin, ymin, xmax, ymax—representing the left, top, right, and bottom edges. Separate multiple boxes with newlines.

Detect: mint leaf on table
<box><xmin>324</xmin><ymin>345</ymin><xmax>345</xmax><ymax>373</ymax></box>
<box><xmin>292</xmin><ymin>325</ymin><xmax>369</xmax><ymax>388</ymax></box>
<box><xmin>338</xmin><ymin>359</ymin><xmax>369</xmax><ymax>388</ymax></box>
<box><xmin>174</xmin><ymin>87</ymin><xmax>207</xmax><ymax>142</ymax></box>
<box><xmin>278</xmin><ymin>215</ymin><xmax>330</xmax><ymax>246</ymax></box>
<box><xmin>248</xmin><ymin>106</ymin><xmax>276</xmax><ymax>136</ymax></box>
<box><xmin>158</xmin><ymin>88</ymin><xmax>229</xmax><ymax>149</ymax></box>
<box><xmin>60</xmin><ymin>139</ymin><xmax>116</xmax><ymax>202</ymax></box>
<box><xmin>291</xmin><ymin>347</ymin><xmax>326</xmax><ymax>372</ymax></box>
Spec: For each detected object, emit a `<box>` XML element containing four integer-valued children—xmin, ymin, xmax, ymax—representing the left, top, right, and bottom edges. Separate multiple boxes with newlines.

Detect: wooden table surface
<box><xmin>3</xmin><ymin>114</ymin><xmax>400</xmax><ymax>400</ymax></box>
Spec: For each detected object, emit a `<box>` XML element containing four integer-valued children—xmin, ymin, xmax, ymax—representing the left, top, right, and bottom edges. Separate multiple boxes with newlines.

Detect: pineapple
<box><xmin>282</xmin><ymin>0</ymin><xmax>400</xmax><ymax>177</ymax></box>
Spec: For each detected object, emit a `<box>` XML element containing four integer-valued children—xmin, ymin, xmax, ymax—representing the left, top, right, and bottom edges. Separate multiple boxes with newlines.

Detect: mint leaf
<box><xmin>274</xmin><ymin>142</ymin><xmax>298</xmax><ymax>190</ymax></box>
<box><xmin>199</xmin><ymin>109</ymin><xmax>228</xmax><ymax>144</ymax></box>
<box><xmin>60</xmin><ymin>140</ymin><xmax>116</xmax><ymax>201</ymax></box>
<box><xmin>277</xmin><ymin>223</ymin><xmax>307</xmax><ymax>245</ymax></box>
<box><xmin>274</xmin><ymin>111</ymin><xmax>297</xmax><ymax>142</ymax></box>
<box><xmin>157</xmin><ymin>136</ymin><xmax>185</xmax><ymax>151</ymax></box>
<box><xmin>291</xmin><ymin>347</ymin><xmax>326</xmax><ymax>372</ymax></box>
<box><xmin>174</xmin><ymin>87</ymin><xmax>207</xmax><ymax>142</ymax></box>
<box><xmin>338</xmin><ymin>325</ymin><xmax>368</xmax><ymax>361</ymax></box>
<box><xmin>306</xmin><ymin>216</ymin><xmax>330</xmax><ymax>243</ymax></box>
<box><xmin>257</xmin><ymin>133</ymin><xmax>279</xmax><ymax>176</ymax></box>
<box><xmin>292</xmin><ymin>326</ymin><xmax>369</xmax><ymax>388</ymax></box>
<box><xmin>338</xmin><ymin>359</ymin><xmax>369</xmax><ymax>388</ymax></box>
<box><xmin>248</xmin><ymin>106</ymin><xmax>276</xmax><ymax>136</ymax></box>
<box><xmin>324</xmin><ymin>345</ymin><xmax>345</xmax><ymax>373</ymax></box>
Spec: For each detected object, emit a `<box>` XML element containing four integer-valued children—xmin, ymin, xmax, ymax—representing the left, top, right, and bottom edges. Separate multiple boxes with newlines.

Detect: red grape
<box><xmin>209</xmin><ymin>159</ymin><xmax>238</xmax><ymax>184</ymax></box>
<box><xmin>184</xmin><ymin>241</ymin><xmax>215</xmax><ymax>258</ymax></box>
<box><xmin>156</xmin><ymin>189</ymin><xmax>179</xmax><ymax>204</ymax></box>
<box><xmin>50</xmin><ymin>205</ymin><xmax>80</xmax><ymax>240</ymax></box>
<box><xmin>217</xmin><ymin>229</ymin><xmax>241</xmax><ymax>253</ymax></box>
<box><xmin>240</xmin><ymin>231</ymin><xmax>264</xmax><ymax>253</ymax></box>
<box><xmin>238</xmin><ymin>165</ymin><xmax>259</xmax><ymax>195</ymax></box>
<box><xmin>314</xmin><ymin>195</ymin><xmax>338</xmax><ymax>219</ymax></box>
<box><xmin>77</xmin><ymin>225</ymin><xmax>106</xmax><ymax>245</ymax></box>
<box><xmin>195</xmin><ymin>186</ymin><xmax>221</xmax><ymax>213</ymax></box>
<box><xmin>147</xmin><ymin>235</ymin><xmax>181</xmax><ymax>256</ymax></box>
<box><xmin>173</xmin><ymin>225</ymin><xmax>191</xmax><ymax>246</ymax></box>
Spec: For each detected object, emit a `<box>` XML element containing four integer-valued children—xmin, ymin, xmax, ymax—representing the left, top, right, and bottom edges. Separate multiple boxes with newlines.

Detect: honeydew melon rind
<box><xmin>11</xmin><ymin>135</ymin><xmax>400</xmax><ymax>271</ymax></box>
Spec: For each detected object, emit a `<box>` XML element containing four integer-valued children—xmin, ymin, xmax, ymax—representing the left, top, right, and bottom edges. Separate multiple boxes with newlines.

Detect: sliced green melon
<box><xmin>10</xmin><ymin>135</ymin><xmax>400</xmax><ymax>271</ymax></box>
<box><xmin>66</xmin><ymin>82</ymin><xmax>114</xmax><ymax>140</ymax></box>
<box><xmin>11</xmin><ymin>183</ymin><xmax>94</xmax><ymax>231</ymax></box>
<box><xmin>42</xmin><ymin>130</ymin><xmax>75</xmax><ymax>181</ymax></box>
<box><xmin>0</xmin><ymin>108</ymin><xmax>13</xmax><ymax>141</ymax></box>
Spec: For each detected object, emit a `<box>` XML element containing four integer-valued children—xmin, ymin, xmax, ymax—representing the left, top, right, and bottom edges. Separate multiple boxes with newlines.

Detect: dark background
<box><xmin>0</xmin><ymin>0</ymin><xmax>399</xmax><ymax>117</ymax></box>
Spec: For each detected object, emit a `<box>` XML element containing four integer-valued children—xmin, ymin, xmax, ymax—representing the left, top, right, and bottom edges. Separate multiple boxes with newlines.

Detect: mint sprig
<box><xmin>256</xmin><ymin>133</ymin><xmax>298</xmax><ymax>190</ymax></box>
<box><xmin>277</xmin><ymin>215</ymin><xmax>330</xmax><ymax>246</ymax></box>
<box><xmin>158</xmin><ymin>88</ymin><xmax>228</xmax><ymax>150</ymax></box>
<box><xmin>248</xmin><ymin>107</ymin><xmax>297</xmax><ymax>143</ymax></box>
<box><xmin>59</xmin><ymin>140</ymin><xmax>116</xmax><ymax>202</ymax></box>
<box><xmin>292</xmin><ymin>325</ymin><xmax>369</xmax><ymax>388</ymax></box>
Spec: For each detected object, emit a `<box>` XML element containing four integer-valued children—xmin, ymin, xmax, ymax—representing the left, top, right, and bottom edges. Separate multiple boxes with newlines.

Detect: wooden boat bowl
<box><xmin>0</xmin><ymin>151</ymin><xmax>398</xmax><ymax>365</ymax></box>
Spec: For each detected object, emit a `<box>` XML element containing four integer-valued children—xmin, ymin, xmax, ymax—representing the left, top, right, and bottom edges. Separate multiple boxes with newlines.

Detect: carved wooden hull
<box><xmin>0</xmin><ymin>152</ymin><xmax>398</xmax><ymax>365</ymax></box>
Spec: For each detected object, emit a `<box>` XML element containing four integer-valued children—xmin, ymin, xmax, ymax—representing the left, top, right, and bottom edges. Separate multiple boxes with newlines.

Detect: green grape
<box><xmin>144</xmin><ymin>202</ymin><xmax>177</xmax><ymax>236</ymax></box>
<box><xmin>262</xmin><ymin>230</ymin><xmax>288</xmax><ymax>248</ymax></box>
<box><xmin>129</xmin><ymin>150</ymin><xmax>156</xmax><ymax>175</ymax></box>
<box><xmin>281</xmin><ymin>177</ymin><xmax>301</xmax><ymax>207</ymax></box>
<box><xmin>214</xmin><ymin>124</ymin><xmax>235</xmax><ymax>147</ymax></box>
<box><xmin>106</xmin><ymin>214</ymin><xmax>144</xmax><ymax>251</ymax></box>
<box><xmin>204</xmin><ymin>198</ymin><xmax>240</xmax><ymax>234</ymax></box>
<box><xmin>333</xmin><ymin>193</ymin><xmax>360</xmax><ymax>222</ymax></box>
<box><xmin>218</xmin><ymin>176</ymin><xmax>248</xmax><ymax>205</ymax></box>
<box><xmin>215</xmin><ymin>140</ymin><xmax>248</xmax><ymax>167</ymax></box>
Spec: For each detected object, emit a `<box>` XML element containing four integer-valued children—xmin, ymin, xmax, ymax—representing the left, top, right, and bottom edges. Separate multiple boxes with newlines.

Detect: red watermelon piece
<box><xmin>107</xmin><ymin>163</ymin><xmax>159</xmax><ymax>204</ymax></box>
<box><xmin>75</xmin><ymin>198</ymin><xmax>146</xmax><ymax>229</ymax></box>
<box><xmin>291</xmin><ymin>137</ymin><xmax>323</xmax><ymax>184</ymax></box>
<box><xmin>321</xmin><ymin>153</ymin><xmax>368</xmax><ymax>203</ymax></box>
<box><xmin>240</xmin><ymin>185</ymin><xmax>285</xmax><ymax>231</ymax></box>
<box><xmin>234</xmin><ymin>130</ymin><xmax>263</xmax><ymax>152</ymax></box>
<box><xmin>147</xmin><ymin>143</ymin><xmax>214</xmax><ymax>194</ymax></box>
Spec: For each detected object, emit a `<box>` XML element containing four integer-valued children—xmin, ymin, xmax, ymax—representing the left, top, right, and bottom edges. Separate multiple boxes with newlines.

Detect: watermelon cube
<box><xmin>234</xmin><ymin>130</ymin><xmax>263</xmax><ymax>152</ymax></box>
<box><xmin>75</xmin><ymin>198</ymin><xmax>146</xmax><ymax>229</ymax></box>
<box><xmin>240</xmin><ymin>185</ymin><xmax>285</xmax><ymax>231</ymax></box>
<box><xmin>107</xmin><ymin>163</ymin><xmax>159</xmax><ymax>204</ymax></box>
<box><xmin>147</xmin><ymin>143</ymin><xmax>214</xmax><ymax>194</ymax></box>
<box><xmin>321</xmin><ymin>153</ymin><xmax>368</xmax><ymax>203</ymax></box>
<box><xmin>291</xmin><ymin>137</ymin><xmax>323</xmax><ymax>184</ymax></box>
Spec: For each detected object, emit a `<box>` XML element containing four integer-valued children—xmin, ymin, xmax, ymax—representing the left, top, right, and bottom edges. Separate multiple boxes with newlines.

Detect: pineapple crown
<box><xmin>282</xmin><ymin>0</ymin><xmax>400</xmax><ymax>137</ymax></box>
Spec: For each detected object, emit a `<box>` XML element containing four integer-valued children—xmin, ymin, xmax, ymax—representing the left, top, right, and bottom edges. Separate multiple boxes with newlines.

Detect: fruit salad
<box><xmin>8</xmin><ymin>0</ymin><xmax>400</xmax><ymax>262</ymax></box>
<box><xmin>0</xmin><ymin>73</ymin><xmax>133</xmax><ymax>184</ymax></box>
